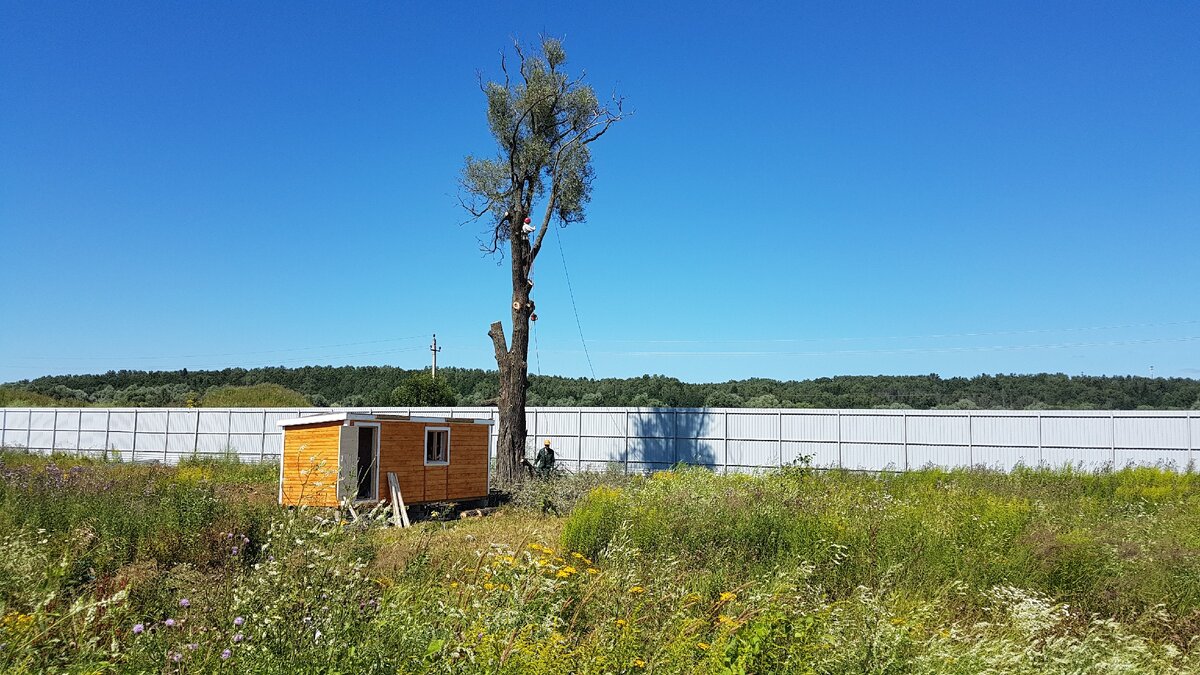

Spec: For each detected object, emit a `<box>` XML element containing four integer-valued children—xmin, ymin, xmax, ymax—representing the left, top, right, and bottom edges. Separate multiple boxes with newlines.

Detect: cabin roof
<box><xmin>276</xmin><ymin>412</ymin><xmax>494</xmax><ymax>428</ymax></box>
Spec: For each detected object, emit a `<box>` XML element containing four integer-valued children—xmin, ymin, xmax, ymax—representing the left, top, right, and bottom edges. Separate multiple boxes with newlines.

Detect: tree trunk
<box><xmin>489</xmin><ymin>212</ymin><xmax>535</xmax><ymax>486</ymax></box>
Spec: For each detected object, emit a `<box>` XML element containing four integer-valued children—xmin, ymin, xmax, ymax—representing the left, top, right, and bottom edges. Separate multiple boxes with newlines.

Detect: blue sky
<box><xmin>2</xmin><ymin>1</ymin><xmax>1198</xmax><ymax>384</ymax></box>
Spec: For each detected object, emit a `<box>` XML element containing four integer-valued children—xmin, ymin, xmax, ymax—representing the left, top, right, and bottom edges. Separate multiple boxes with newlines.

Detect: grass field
<box><xmin>1</xmin><ymin>449</ymin><xmax>1199</xmax><ymax>673</ymax></box>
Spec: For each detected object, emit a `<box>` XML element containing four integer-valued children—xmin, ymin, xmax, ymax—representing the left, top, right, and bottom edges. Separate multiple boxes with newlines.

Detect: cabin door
<box><xmin>337</xmin><ymin>424</ymin><xmax>379</xmax><ymax>502</ymax></box>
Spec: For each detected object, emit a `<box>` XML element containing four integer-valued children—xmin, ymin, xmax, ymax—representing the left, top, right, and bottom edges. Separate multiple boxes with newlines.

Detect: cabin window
<box><xmin>425</xmin><ymin>427</ymin><xmax>450</xmax><ymax>465</ymax></box>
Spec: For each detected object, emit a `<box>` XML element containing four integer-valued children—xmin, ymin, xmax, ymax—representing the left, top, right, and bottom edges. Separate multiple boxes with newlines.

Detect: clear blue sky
<box><xmin>2</xmin><ymin>1</ymin><xmax>1198</xmax><ymax>384</ymax></box>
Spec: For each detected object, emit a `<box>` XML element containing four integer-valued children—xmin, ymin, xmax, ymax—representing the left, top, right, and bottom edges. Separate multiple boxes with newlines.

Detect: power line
<box><xmin>554</xmin><ymin>225</ymin><xmax>596</xmax><ymax>378</ymax></box>
<box><xmin>591</xmin><ymin>319</ymin><xmax>1200</xmax><ymax>345</ymax></box>
<box><xmin>591</xmin><ymin>335</ymin><xmax>1200</xmax><ymax>358</ymax></box>
<box><xmin>6</xmin><ymin>335</ymin><xmax>428</xmax><ymax>361</ymax></box>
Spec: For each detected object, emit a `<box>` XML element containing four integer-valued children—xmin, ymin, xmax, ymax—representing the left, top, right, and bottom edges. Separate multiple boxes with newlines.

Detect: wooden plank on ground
<box><xmin>388</xmin><ymin>472</ymin><xmax>411</xmax><ymax>528</ymax></box>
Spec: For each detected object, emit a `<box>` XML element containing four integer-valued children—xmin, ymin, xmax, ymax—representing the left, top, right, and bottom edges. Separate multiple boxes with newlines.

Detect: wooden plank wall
<box><xmin>280</xmin><ymin>422</ymin><xmax>342</xmax><ymax>507</ymax></box>
<box><xmin>370</xmin><ymin>421</ymin><xmax>489</xmax><ymax>504</ymax></box>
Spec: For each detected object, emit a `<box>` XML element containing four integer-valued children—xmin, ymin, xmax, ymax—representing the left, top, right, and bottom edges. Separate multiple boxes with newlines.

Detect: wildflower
<box><xmin>697</xmin><ymin>642</ymin><xmax>711</xmax><ymax>651</ymax></box>
<box><xmin>164</xmin><ymin>618</ymin><xmax>176</xmax><ymax>628</ymax></box>
<box><xmin>586</xmin><ymin>568</ymin><xmax>600</xmax><ymax>575</ymax></box>
<box><xmin>221</xmin><ymin>649</ymin><xmax>231</xmax><ymax>660</ymax></box>
<box><xmin>628</xmin><ymin>586</ymin><xmax>645</xmax><ymax>594</ymax></box>
<box><xmin>231</xmin><ymin>547</ymin><xmax>239</xmax><ymax>555</ymax></box>
<box><xmin>233</xmin><ymin>633</ymin><xmax>244</xmax><ymax>643</ymax></box>
<box><xmin>633</xmin><ymin>658</ymin><xmax>646</xmax><ymax>668</ymax></box>
<box><xmin>484</xmin><ymin>582</ymin><xmax>495</xmax><ymax>591</ymax></box>
<box><xmin>450</xmin><ymin>582</ymin><xmax>459</xmax><ymax>588</ymax></box>
<box><xmin>170</xmin><ymin>652</ymin><xmax>182</xmax><ymax>663</ymax></box>
<box><xmin>132</xmin><ymin>623</ymin><xmax>144</xmax><ymax>635</ymax></box>
<box><xmin>615</xmin><ymin>618</ymin><xmax>627</xmax><ymax>627</ymax></box>
<box><xmin>719</xmin><ymin>592</ymin><xmax>737</xmax><ymax>603</ymax></box>
<box><xmin>890</xmin><ymin>617</ymin><xmax>906</xmax><ymax>626</ymax></box>
<box><xmin>233</xmin><ymin>616</ymin><xmax>244</xmax><ymax>627</ymax></box>
<box><xmin>717</xmin><ymin>614</ymin><xmax>739</xmax><ymax>627</ymax></box>
<box><xmin>179</xmin><ymin>598</ymin><xmax>190</xmax><ymax>608</ymax></box>
<box><xmin>314</xmin><ymin>629</ymin><xmax>323</xmax><ymax>642</ymax></box>
<box><xmin>186</xmin><ymin>643</ymin><xmax>198</xmax><ymax>650</ymax></box>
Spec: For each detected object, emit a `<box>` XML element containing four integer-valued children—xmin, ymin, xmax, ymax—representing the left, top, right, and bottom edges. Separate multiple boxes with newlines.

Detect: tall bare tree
<box><xmin>460</xmin><ymin>37</ymin><xmax>624</xmax><ymax>484</ymax></box>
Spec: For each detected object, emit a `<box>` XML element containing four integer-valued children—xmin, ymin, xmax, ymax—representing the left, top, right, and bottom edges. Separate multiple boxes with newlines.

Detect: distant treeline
<box><xmin>3</xmin><ymin>366</ymin><xmax>1200</xmax><ymax>410</ymax></box>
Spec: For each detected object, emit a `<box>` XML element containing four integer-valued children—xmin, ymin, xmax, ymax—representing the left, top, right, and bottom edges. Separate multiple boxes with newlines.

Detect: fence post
<box><xmin>623</xmin><ymin>409</ymin><xmax>630</xmax><ymax>474</ymax></box>
<box><xmin>1110</xmin><ymin>412</ymin><xmax>1117</xmax><ymax>466</ymax></box>
<box><xmin>193</xmin><ymin>409</ymin><xmax>200</xmax><ymax>453</ymax></box>
<box><xmin>1188</xmin><ymin>412</ymin><xmax>1194</xmax><ymax>470</ymax></box>
<box><xmin>51</xmin><ymin>409</ymin><xmax>58</xmax><ymax>453</ymax></box>
<box><xmin>225</xmin><ymin>409</ymin><xmax>233</xmax><ymax>454</ymax></box>
<box><xmin>777</xmin><ymin>410</ymin><xmax>783</xmax><ymax>468</ymax></box>
<box><xmin>967</xmin><ymin>411</ymin><xmax>973</xmax><ymax>467</ymax></box>
<box><xmin>673</xmin><ymin>409</ymin><xmax>679</xmax><ymax>467</ymax></box>
<box><xmin>722</xmin><ymin>409</ymin><xmax>729</xmax><ymax>475</ymax></box>
<box><xmin>902</xmin><ymin>411</ymin><xmax>908</xmax><ymax>472</ymax></box>
<box><xmin>104</xmin><ymin>409</ymin><xmax>111</xmax><ymax>455</ymax></box>
<box><xmin>1032</xmin><ymin>408</ymin><xmax>1041</xmax><ymax>466</ymax></box>
<box><xmin>837</xmin><ymin>410</ymin><xmax>842</xmax><ymax>469</ymax></box>
<box><xmin>260</xmin><ymin>410</ymin><xmax>268</xmax><ymax>462</ymax></box>
<box><xmin>76</xmin><ymin>409</ymin><xmax>83</xmax><ymax>452</ymax></box>
<box><xmin>133</xmin><ymin>409</ymin><xmax>139</xmax><ymax>461</ymax></box>
<box><xmin>577</xmin><ymin>408</ymin><xmax>583</xmax><ymax>473</ymax></box>
<box><xmin>163</xmin><ymin>409</ymin><xmax>170</xmax><ymax>462</ymax></box>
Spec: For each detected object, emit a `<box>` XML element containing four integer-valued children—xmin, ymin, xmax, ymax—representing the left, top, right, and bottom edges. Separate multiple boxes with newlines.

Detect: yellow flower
<box><xmin>719</xmin><ymin>591</ymin><xmax>737</xmax><ymax>603</ymax></box>
<box><xmin>615</xmin><ymin>618</ymin><xmax>627</xmax><ymax>627</ymax></box>
<box><xmin>890</xmin><ymin>617</ymin><xmax>906</xmax><ymax>626</ymax></box>
<box><xmin>449</xmin><ymin>582</ymin><xmax>459</xmax><ymax>588</ymax></box>
<box><xmin>697</xmin><ymin>642</ymin><xmax>711</xmax><ymax>651</ymax></box>
<box><xmin>633</xmin><ymin>658</ymin><xmax>646</xmax><ymax>668</ymax></box>
<box><xmin>484</xmin><ymin>582</ymin><xmax>495</xmax><ymax>591</ymax></box>
<box><xmin>586</xmin><ymin>568</ymin><xmax>600</xmax><ymax>575</ymax></box>
<box><xmin>717</xmin><ymin>614</ymin><xmax>739</xmax><ymax>627</ymax></box>
<box><xmin>555</xmin><ymin>570</ymin><xmax>571</xmax><ymax>579</ymax></box>
<box><xmin>628</xmin><ymin>586</ymin><xmax>646</xmax><ymax>594</ymax></box>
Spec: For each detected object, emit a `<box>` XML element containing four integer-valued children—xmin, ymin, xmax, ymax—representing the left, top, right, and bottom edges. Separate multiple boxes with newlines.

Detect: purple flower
<box><xmin>231</xmin><ymin>547</ymin><xmax>238</xmax><ymax>555</ymax></box>
<box><xmin>164</xmin><ymin>618</ymin><xmax>176</xmax><ymax>627</ymax></box>
<box><xmin>221</xmin><ymin>649</ymin><xmax>231</xmax><ymax>660</ymax></box>
<box><xmin>233</xmin><ymin>633</ymin><xmax>244</xmax><ymax>643</ymax></box>
<box><xmin>132</xmin><ymin>623</ymin><xmax>144</xmax><ymax>635</ymax></box>
<box><xmin>170</xmin><ymin>652</ymin><xmax>182</xmax><ymax>663</ymax></box>
<box><xmin>186</xmin><ymin>643</ymin><xmax>198</xmax><ymax>650</ymax></box>
<box><xmin>179</xmin><ymin>598</ymin><xmax>190</xmax><ymax>608</ymax></box>
<box><xmin>233</xmin><ymin>616</ymin><xmax>244</xmax><ymax>627</ymax></box>
<box><xmin>242</xmin><ymin>536</ymin><xmax>249</xmax><ymax>544</ymax></box>
<box><xmin>226</xmin><ymin>532</ymin><xmax>234</xmax><ymax>540</ymax></box>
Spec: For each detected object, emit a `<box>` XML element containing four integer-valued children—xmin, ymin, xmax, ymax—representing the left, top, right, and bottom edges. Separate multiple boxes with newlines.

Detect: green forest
<box><xmin>3</xmin><ymin>366</ymin><xmax>1199</xmax><ymax>410</ymax></box>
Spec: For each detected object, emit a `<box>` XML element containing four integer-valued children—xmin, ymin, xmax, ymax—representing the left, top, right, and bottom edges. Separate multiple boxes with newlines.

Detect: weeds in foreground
<box><xmin>1</xmin><ymin>450</ymin><xmax>1200</xmax><ymax>672</ymax></box>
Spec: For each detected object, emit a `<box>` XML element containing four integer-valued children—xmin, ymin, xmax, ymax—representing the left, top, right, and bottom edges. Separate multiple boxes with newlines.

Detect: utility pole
<box><xmin>430</xmin><ymin>334</ymin><xmax>442</xmax><ymax>379</ymax></box>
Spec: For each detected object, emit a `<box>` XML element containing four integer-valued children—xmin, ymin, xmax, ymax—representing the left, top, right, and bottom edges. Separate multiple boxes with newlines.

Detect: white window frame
<box><xmin>424</xmin><ymin>426</ymin><xmax>451</xmax><ymax>466</ymax></box>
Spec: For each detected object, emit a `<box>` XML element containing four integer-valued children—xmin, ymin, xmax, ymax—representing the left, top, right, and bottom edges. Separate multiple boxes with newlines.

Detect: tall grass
<box><xmin>2</xmin><ymin>451</ymin><xmax>1199</xmax><ymax>672</ymax></box>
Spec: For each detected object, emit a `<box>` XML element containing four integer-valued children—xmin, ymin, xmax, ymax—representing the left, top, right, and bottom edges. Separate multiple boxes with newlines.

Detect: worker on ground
<box><xmin>534</xmin><ymin>439</ymin><xmax>556</xmax><ymax>478</ymax></box>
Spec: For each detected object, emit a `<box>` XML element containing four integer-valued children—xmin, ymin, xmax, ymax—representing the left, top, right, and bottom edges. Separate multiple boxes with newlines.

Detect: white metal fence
<box><xmin>0</xmin><ymin>407</ymin><xmax>1196</xmax><ymax>472</ymax></box>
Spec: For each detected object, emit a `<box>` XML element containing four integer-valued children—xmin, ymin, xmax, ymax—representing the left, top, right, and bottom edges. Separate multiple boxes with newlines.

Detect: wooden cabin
<box><xmin>277</xmin><ymin>413</ymin><xmax>492</xmax><ymax>508</ymax></box>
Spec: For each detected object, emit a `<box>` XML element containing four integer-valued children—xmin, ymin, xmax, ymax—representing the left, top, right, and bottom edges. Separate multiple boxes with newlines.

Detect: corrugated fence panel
<box><xmin>972</xmin><ymin>415</ymin><xmax>1039</xmax><ymax>447</ymax></box>
<box><xmin>676</xmin><ymin>411</ymin><xmax>724</xmax><ymax>438</ymax></box>
<box><xmin>629</xmin><ymin>411</ymin><xmax>675</xmax><ymax>438</ymax></box>
<box><xmin>842</xmin><ymin>443</ymin><xmax>905</xmax><ymax>470</ymax></box>
<box><xmin>1114</xmin><ymin>416</ymin><xmax>1188</xmax><ymax>450</ymax></box>
<box><xmin>80</xmin><ymin>410</ymin><xmax>109</xmax><ymax>430</ymax></box>
<box><xmin>842</xmin><ymin>414</ymin><xmax>904</xmax><ymax>444</ymax></box>
<box><xmin>137</xmin><ymin>411</ymin><xmax>168</xmax><ymax>433</ymax></box>
<box><xmin>1042</xmin><ymin>415</ymin><xmax>1111</xmax><ymax>449</ymax></box>
<box><xmin>30</xmin><ymin>410</ymin><xmax>56</xmax><ymax>430</ymax></box>
<box><xmin>580</xmin><ymin>410</ymin><xmax>626</xmax><ymax>437</ymax></box>
<box><xmin>907</xmin><ymin>415</ymin><xmax>970</xmax><ymax>445</ymax></box>
<box><xmin>727</xmin><ymin>412</ymin><xmax>778</xmax><ymax>440</ymax></box>
<box><xmin>534</xmin><ymin>410</ymin><xmax>579</xmax><ymax>436</ymax></box>
<box><xmin>781</xmin><ymin>414</ymin><xmax>838</xmax><ymax>442</ymax></box>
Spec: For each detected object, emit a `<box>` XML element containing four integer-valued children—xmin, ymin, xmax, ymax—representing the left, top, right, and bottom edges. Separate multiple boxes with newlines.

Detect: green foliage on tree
<box><xmin>201</xmin><ymin>383</ymin><xmax>310</xmax><ymax>407</ymax></box>
<box><xmin>7</xmin><ymin>368</ymin><xmax>1200</xmax><ymax>411</ymax></box>
<box><xmin>390</xmin><ymin>372</ymin><xmax>458</xmax><ymax>407</ymax></box>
